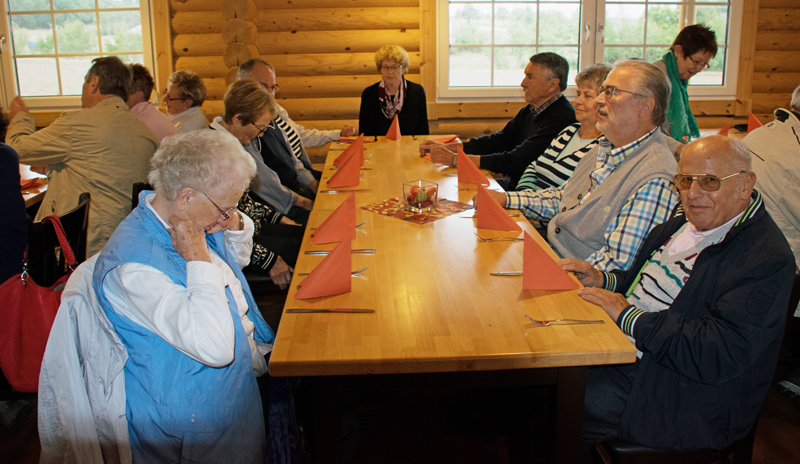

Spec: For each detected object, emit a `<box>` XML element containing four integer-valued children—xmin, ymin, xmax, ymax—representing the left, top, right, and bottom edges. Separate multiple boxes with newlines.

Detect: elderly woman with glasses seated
<box><xmin>652</xmin><ymin>24</ymin><xmax>717</xmax><ymax>147</ymax></box>
<box><xmin>358</xmin><ymin>44</ymin><xmax>429</xmax><ymax>136</ymax></box>
<box><xmin>163</xmin><ymin>70</ymin><xmax>209</xmax><ymax>133</ymax></box>
<box><xmin>93</xmin><ymin>130</ymin><xmax>275</xmax><ymax>463</ymax></box>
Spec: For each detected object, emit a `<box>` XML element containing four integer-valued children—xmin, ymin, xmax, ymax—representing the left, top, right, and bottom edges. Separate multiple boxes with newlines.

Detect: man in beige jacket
<box><xmin>7</xmin><ymin>56</ymin><xmax>158</xmax><ymax>255</ymax></box>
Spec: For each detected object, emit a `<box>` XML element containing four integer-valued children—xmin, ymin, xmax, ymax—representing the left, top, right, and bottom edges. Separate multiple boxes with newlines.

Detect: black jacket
<box><xmin>607</xmin><ymin>192</ymin><xmax>795</xmax><ymax>450</ymax></box>
<box><xmin>464</xmin><ymin>95</ymin><xmax>576</xmax><ymax>189</ymax></box>
<box><xmin>358</xmin><ymin>79</ymin><xmax>429</xmax><ymax>136</ymax></box>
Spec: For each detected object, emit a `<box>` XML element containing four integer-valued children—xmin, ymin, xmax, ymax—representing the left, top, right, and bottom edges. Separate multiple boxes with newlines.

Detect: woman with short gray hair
<box><xmin>164</xmin><ymin>70</ymin><xmax>209</xmax><ymax>133</ymax></box>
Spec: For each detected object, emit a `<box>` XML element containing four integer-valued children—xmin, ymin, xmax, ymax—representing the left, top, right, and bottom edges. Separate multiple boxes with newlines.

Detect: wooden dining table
<box><xmin>268</xmin><ymin>135</ymin><xmax>636</xmax><ymax>463</ymax></box>
<box><xmin>20</xmin><ymin>164</ymin><xmax>48</xmax><ymax>209</ymax></box>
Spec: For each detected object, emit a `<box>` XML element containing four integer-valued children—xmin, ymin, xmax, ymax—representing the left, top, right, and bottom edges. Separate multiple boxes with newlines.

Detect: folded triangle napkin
<box><xmin>747</xmin><ymin>112</ymin><xmax>763</xmax><ymax>133</ymax></box>
<box><xmin>295</xmin><ymin>239</ymin><xmax>353</xmax><ymax>299</ymax></box>
<box><xmin>20</xmin><ymin>178</ymin><xmax>40</xmax><ymax>190</ymax></box>
<box><xmin>523</xmin><ymin>232</ymin><xmax>579</xmax><ymax>291</ymax></box>
<box><xmin>476</xmin><ymin>184</ymin><xmax>521</xmax><ymax>232</ymax></box>
<box><xmin>334</xmin><ymin>134</ymin><xmax>365</xmax><ymax>168</ymax></box>
<box><xmin>717</xmin><ymin>124</ymin><xmax>730</xmax><ymax>136</ymax></box>
<box><xmin>386</xmin><ymin>114</ymin><xmax>401</xmax><ymax>140</ymax></box>
<box><xmin>327</xmin><ymin>150</ymin><xmax>362</xmax><ymax>188</ymax></box>
<box><xmin>310</xmin><ymin>192</ymin><xmax>357</xmax><ymax>244</ymax></box>
<box><xmin>432</xmin><ymin>135</ymin><xmax>458</xmax><ymax>144</ymax></box>
<box><xmin>457</xmin><ymin>147</ymin><xmax>490</xmax><ymax>186</ymax></box>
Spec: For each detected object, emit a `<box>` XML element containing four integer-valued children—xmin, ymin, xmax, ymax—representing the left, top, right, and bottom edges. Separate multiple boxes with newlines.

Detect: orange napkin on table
<box><xmin>523</xmin><ymin>232</ymin><xmax>579</xmax><ymax>291</ymax></box>
<box><xmin>717</xmin><ymin>124</ymin><xmax>730</xmax><ymax>136</ymax></box>
<box><xmin>20</xmin><ymin>178</ymin><xmax>40</xmax><ymax>190</ymax></box>
<box><xmin>310</xmin><ymin>193</ymin><xmax>357</xmax><ymax>245</ymax></box>
<box><xmin>457</xmin><ymin>147</ymin><xmax>490</xmax><ymax>186</ymax></box>
<box><xmin>334</xmin><ymin>134</ymin><xmax>364</xmax><ymax>168</ymax></box>
<box><xmin>295</xmin><ymin>239</ymin><xmax>353</xmax><ymax>299</ymax></box>
<box><xmin>327</xmin><ymin>149</ymin><xmax>362</xmax><ymax>188</ymax></box>
<box><xmin>422</xmin><ymin>135</ymin><xmax>459</xmax><ymax>161</ymax></box>
<box><xmin>747</xmin><ymin>112</ymin><xmax>763</xmax><ymax>133</ymax></box>
<box><xmin>476</xmin><ymin>184</ymin><xmax>521</xmax><ymax>232</ymax></box>
<box><xmin>386</xmin><ymin>114</ymin><xmax>401</xmax><ymax>140</ymax></box>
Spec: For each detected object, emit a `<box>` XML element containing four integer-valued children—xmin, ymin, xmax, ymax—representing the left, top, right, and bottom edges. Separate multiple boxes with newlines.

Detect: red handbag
<box><xmin>0</xmin><ymin>216</ymin><xmax>76</xmax><ymax>392</ymax></box>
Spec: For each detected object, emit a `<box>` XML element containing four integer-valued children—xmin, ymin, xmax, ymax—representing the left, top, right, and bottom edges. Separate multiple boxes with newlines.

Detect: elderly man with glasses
<box><xmin>483</xmin><ymin>60</ymin><xmax>679</xmax><ymax>273</ymax></box>
<box><xmin>560</xmin><ymin>135</ymin><xmax>795</xmax><ymax>456</ymax></box>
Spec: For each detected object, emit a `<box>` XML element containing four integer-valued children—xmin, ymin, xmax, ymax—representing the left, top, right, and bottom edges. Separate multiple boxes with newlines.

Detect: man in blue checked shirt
<box><xmin>481</xmin><ymin>59</ymin><xmax>678</xmax><ymax>272</ymax></box>
<box><xmin>562</xmin><ymin>136</ymin><xmax>795</xmax><ymax>456</ymax></box>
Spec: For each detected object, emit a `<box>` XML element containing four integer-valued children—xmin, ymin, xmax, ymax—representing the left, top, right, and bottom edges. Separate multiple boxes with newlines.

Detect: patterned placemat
<box><xmin>361</xmin><ymin>196</ymin><xmax>473</xmax><ymax>225</ymax></box>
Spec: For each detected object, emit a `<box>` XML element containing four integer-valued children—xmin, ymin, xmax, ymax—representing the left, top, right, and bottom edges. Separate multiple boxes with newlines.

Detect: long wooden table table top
<box><xmin>269</xmin><ymin>136</ymin><xmax>636</xmax><ymax>377</ymax></box>
<box><xmin>21</xmin><ymin>164</ymin><xmax>48</xmax><ymax>208</ymax></box>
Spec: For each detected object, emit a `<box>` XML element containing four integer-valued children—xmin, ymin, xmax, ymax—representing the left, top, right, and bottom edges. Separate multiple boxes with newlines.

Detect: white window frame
<box><xmin>436</xmin><ymin>0</ymin><xmax>743</xmax><ymax>101</ymax></box>
<box><xmin>0</xmin><ymin>0</ymin><xmax>156</xmax><ymax>110</ymax></box>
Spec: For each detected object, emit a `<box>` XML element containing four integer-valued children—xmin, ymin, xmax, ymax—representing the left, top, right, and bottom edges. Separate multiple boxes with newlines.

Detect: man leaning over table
<box><xmin>560</xmin><ymin>135</ymin><xmax>795</xmax><ymax>456</ymax></box>
<box><xmin>421</xmin><ymin>52</ymin><xmax>577</xmax><ymax>190</ymax></box>
<box><xmin>481</xmin><ymin>60</ymin><xmax>678</xmax><ymax>272</ymax></box>
<box><xmin>6</xmin><ymin>56</ymin><xmax>158</xmax><ymax>255</ymax></box>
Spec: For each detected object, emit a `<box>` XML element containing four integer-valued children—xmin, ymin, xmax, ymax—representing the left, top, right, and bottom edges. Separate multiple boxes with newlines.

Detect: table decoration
<box><xmin>361</xmin><ymin>196</ymin><xmax>471</xmax><ymax>225</ymax></box>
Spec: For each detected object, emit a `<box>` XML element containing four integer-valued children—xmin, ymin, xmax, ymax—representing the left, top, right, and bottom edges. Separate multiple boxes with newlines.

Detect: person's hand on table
<box><xmin>471</xmin><ymin>189</ymin><xmax>508</xmax><ymax>208</ymax></box>
<box><xmin>575</xmin><ymin>288</ymin><xmax>630</xmax><ymax>323</ymax></box>
<box><xmin>280</xmin><ymin>216</ymin><xmax>300</xmax><ymax>226</ymax></box>
<box><xmin>418</xmin><ymin>139</ymin><xmax>462</xmax><ymax>157</ymax></box>
<box><xmin>295</xmin><ymin>195</ymin><xmax>313</xmax><ymax>211</ymax></box>
<box><xmin>9</xmin><ymin>96</ymin><xmax>29</xmax><ymax>120</ymax></box>
<box><xmin>559</xmin><ymin>258</ymin><xmax>604</xmax><ymax>288</ymax></box>
<box><xmin>169</xmin><ymin>215</ymin><xmax>212</xmax><ymax>263</ymax></box>
<box><xmin>429</xmin><ymin>145</ymin><xmax>456</xmax><ymax>165</ymax></box>
<box><xmin>309</xmin><ymin>179</ymin><xmax>319</xmax><ymax>194</ymax></box>
<box><xmin>268</xmin><ymin>256</ymin><xmax>294</xmax><ymax>290</ymax></box>
<box><xmin>339</xmin><ymin>125</ymin><xmax>355</xmax><ymax>137</ymax></box>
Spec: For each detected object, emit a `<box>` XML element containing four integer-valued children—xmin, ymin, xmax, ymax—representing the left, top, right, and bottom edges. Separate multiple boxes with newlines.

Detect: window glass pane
<box><xmin>604</xmin><ymin>4</ymin><xmax>645</xmax><ymax>45</ymax></box>
<box><xmin>450</xmin><ymin>3</ymin><xmax>492</xmax><ymax>45</ymax></box>
<box><xmin>100</xmin><ymin>11</ymin><xmax>143</xmax><ymax>52</ymax></box>
<box><xmin>547</xmin><ymin>46</ymin><xmax>578</xmax><ymax>85</ymax></box>
<box><xmin>646</xmin><ymin>4</ymin><xmax>681</xmax><ymax>46</ymax></box>
<box><xmin>493</xmin><ymin>47</ymin><xmax>529</xmax><ymax>86</ymax></box>
<box><xmin>695</xmin><ymin>5</ymin><xmax>730</xmax><ymax>43</ymax></box>
<box><xmin>10</xmin><ymin>14</ymin><xmax>53</xmax><ymax>55</ymax></box>
<box><xmin>450</xmin><ymin>47</ymin><xmax>491</xmax><ymax>87</ymax></box>
<box><xmin>114</xmin><ymin>53</ymin><xmax>144</xmax><ymax>65</ymax></box>
<box><xmin>16</xmin><ymin>57</ymin><xmax>59</xmax><ymax>96</ymax></box>
<box><xmin>54</xmin><ymin>0</ymin><xmax>95</xmax><ymax>10</ymax></box>
<box><xmin>59</xmin><ymin>56</ymin><xmax>94</xmax><ymax>95</ymax></box>
<box><xmin>494</xmin><ymin>3</ymin><xmax>536</xmax><ymax>45</ymax></box>
<box><xmin>99</xmin><ymin>0</ymin><xmax>140</xmax><ymax>7</ymax></box>
<box><xmin>539</xmin><ymin>3</ymin><xmax>580</xmax><ymax>44</ymax></box>
<box><xmin>8</xmin><ymin>0</ymin><xmax>50</xmax><ymax>12</ymax></box>
<box><xmin>603</xmin><ymin>46</ymin><xmax>644</xmax><ymax>64</ymax></box>
<box><xmin>644</xmin><ymin>47</ymin><xmax>664</xmax><ymax>63</ymax></box>
<box><xmin>54</xmin><ymin>13</ymin><xmax>100</xmax><ymax>54</ymax></box>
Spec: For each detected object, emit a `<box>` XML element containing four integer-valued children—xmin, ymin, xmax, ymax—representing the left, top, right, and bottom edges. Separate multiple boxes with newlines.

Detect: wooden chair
<box><xmin>26</xmin><ymin>192</ymin><xmax>90</xmax><ymax>288</ymax></box>
<box><xmin>592</xmin><ymin>418</ymin><xmax>759</xmax><ymax>464</ymax></box>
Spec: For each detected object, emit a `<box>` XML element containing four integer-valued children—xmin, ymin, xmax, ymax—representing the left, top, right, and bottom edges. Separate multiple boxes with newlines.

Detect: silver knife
<box><xmin>285</xmin><ymin>308</ymin><xmax>375</xmax><ymax>313</ymax></box>
<box><xmin>305</xmin><ymin>249</ymin><xmax>376</xmax><ymax>255</ymax></box>
<box><xmin>320</xmin><ymin>189</ymin><xmax>372</xmax><ymax>194</ymax></box>
<box><xmin>490</xmin><ymin>271</ymin><xmax>523</xmax><ymax>276</ymax></box>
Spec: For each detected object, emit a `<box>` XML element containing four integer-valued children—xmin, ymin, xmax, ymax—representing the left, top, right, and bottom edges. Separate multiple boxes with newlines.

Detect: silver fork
<box><xmin>525</xmin><ymin>314</ymin><xmax>605</xmax><ymax>326</ymax></box>
<box><xmin>297</xmin><ymin>266</ymin><xmax>368</xmax><ymax>277</ymax></box>
<box><xmin>475</xmin><ymin>233</ymin><xmax>523</xmax><ymax>242</ymax></box>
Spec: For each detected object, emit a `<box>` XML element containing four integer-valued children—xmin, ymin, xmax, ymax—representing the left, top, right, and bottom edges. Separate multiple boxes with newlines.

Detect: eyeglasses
<box><xmin>672</xmin><ymin>171</ymin><xmax>746</xmax><ymax>192</ymax></box>
<box><xmin>201</xmin><ymin>192</ymin><xmax>237</xmax><ymax>220</ymax></box>
<box><xmin>689</xmin><ymin>56</ymin><xmax>711</xmax><ymax>70</ymax></box>
<box><xmin>259</xmin><ymin>82</ymin><xmax>280</xmax><ymax>92</ymax></box>
<box><xmin>598</xmin><ymin>85</ymin><xmax>646</xmax><ymax>99</ymax></box>
<box><xmin>162</xmin><ymin>90</ymin><xmax>184</xmax><ymax>102</ymax></box>
<box><xmin>381</xmin><ymin>65</ymin><xmax>402</xmax><ymax>72</ymax></box>
<box><xmin>250</xmin><ymin>121</ymin><xmax>269</xmax><ymax>134</ymax></box>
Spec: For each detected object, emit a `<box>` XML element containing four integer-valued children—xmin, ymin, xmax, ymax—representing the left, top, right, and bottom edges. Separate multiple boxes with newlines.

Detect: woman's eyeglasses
<box><xmin>689</xmin><ymin>56</ymin><xmax>711</xmax><ymax>70</ymax></box>
<box><xmin>162</xmin><ymin>90</ymin><xmax>184</xmax><ymax>102</ymax></box>
<box><xmin>201</xmin><ymin>192</ymin><xmax>237</xmax><ymax>220</ymax></box>
<box><xmin>672</xmin><ymin>171</ymin><xmax>746</xmax><ymax>192</ymax></box>
<box><xmin>250</xmin><ymin>122</ymin><xmax>269</xmax><ymax>134</ymax></box>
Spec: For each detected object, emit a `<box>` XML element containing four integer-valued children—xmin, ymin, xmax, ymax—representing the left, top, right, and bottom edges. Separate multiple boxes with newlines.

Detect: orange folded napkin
<box><xmin>717</xmin><ymin>124</ymin><xmax>730</xmax><ymax>136</ymax></box>
<box><xmin>457</xmin><ymin>147</ymin><xmax>490</xmax><ymax>186</ymax></box>
<box><xmin>386</xmin><ymin>114</ymin><xmax>401</xmax><ymax>140</ymax></box>
<box><xmin>334</xmin><ymin>134</ymin><xmax>364</xmax><ymax>168</ymax></box>
<box><xmin>20</xmin><ymin>178</ymin><xmax>40</xmax><ymax>190</ymax></box>
<box><xmin>523</xmin><ymin>232</ymin><xmax>579</xmax><ymax>291</ymax></box>
<box><xmin>476</xmin><ymin>184</ymin><xmax>521</xmax><ymax>232</ymax></box>
<box><xmin>432</xmin><ymin>135</ymin><xmax>458</xmax><ymax>144</ymax></box>
<box><xmin>747</xmin><ymin>112</ymin><xmax>763</xmax><ymax>133</ymax></box>
<box><xmin>339</xmin><ymin>136</ymin><xmax>375</xmax><ymax>143</ymax></box>
<box><xmin>295</xmin><ymin>239</ymin><xmax>353</xmax><ymax>299</ymax></box>
<box><xmin>327</xmin><ymin>150</ymin><xmax>362</xmax><ymax>188</ymax></box>
<box><xmin>310</xmin><ymin>192</ymin><xmax>357</xmax><ymax>244</ymax></box>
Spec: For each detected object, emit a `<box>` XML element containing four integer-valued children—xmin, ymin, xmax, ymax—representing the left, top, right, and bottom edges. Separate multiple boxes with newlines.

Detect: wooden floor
<box><xmin>3</xmin><ymin>285</ymin><xmax>799</xmax><ymax>464</ymax></box>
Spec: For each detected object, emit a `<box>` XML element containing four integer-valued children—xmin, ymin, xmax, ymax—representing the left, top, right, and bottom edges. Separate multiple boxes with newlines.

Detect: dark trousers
<box><xmin>581</xmin><ymin>362</ymin><xmax>638</xmax><ymax>461</ymax></box>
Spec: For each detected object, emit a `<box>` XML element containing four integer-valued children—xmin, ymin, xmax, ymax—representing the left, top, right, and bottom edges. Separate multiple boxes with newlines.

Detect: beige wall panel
<box><xmin>751</xmin><ymin>72</ymin><xmax>800</xmax><ymax>93</ymax></box>
<box><xmin>254</xmin><ymin>8</ymin><xmax>419</xmax><ymax>32</ymax></box>
<box><xmin>689</xmin><ymin>100</ymin><xmax>736</xmax><ymax>116</ymax></box>
<box><xmin>254</xmin><ymin>30</ymin><xmax>420</xmax><ymax>55</ymax></box>
<box><xmin>758</xmin><ymin>8</ymin><xmax>800</xmax><ymax>30</ymax></box>
<box><xmin>174</xmin><ymin>34</ymin><xmax>226</xmax><ymax>57</ymax></box>
<box><xmin>751</xmin><ymin>93</ymin><xmax>793</xmax><ymax>113</ymax></box>
<box><xmin>275</xmin><ymin>74</ymin><xmax>420</xmax><ymax>99</ymax></box>
<box><xmin>433</xmin><ymin>120</ymin><xmax>510</xmax><ymax>139</ymax></box>
<box><xmin>285</xmin><ymin>119</ymin><xmax>359</xmax><ymax>131</ymax></box>
<box><xmin>279</xmin><ymin>97</ymin><xmax>361</xmax><ymax>120</ymax></box>
<box><xmin>175</xmin><ymin>57</ymin><xmax>228</xmax><ymax>78</ymax></box>
<box><xmin>760</xmin><ymin>0</ymin><xmax>800</xmax><ymax>7</ymax></box>
<box><xmin>437</xmin><ymin>101</ymin><xmax>527</xmax><ymax>119</ymax></box>
<box><xmin>256</xmin><ymin>0</ymin><xmax>420</xmax><ymax>9</ymax></box>
<box><xmin>172</xmin><ymin>11</ymin><xmax>224</xmax><ymax>34</ymax></box>
<box><xmin>170</xmin><ymin>0</ymin><xmax>220</xmax><ymax>13</ymax></box>
<box><xmin>264</xmin><ymin>52</ymin><xmax>421</xmax><ymax>76</ymax></box>
<box><xmin>754</xmin><ymin>51</ymin><xmax>800</xmax><ymax>72</ymax></box>
<box><xmin>755</xmin><ymin>31</ymin><xmax>800</xmax><ymax>51</ymax></box>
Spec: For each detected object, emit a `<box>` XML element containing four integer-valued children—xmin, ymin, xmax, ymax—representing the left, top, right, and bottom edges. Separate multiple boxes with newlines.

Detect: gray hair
<box><xmin>726</xmin><ymin>137</ymin><xmax>753</xmax><ymax>171</ymax></box>
<box><xmin>148</xmin><ymin>130</ymin><xmax>256</xmax><ymax>201</ymax></box>
<box><xmin>530</xmin><ymin>52</ymin><xmax>569</xmax><ymax>92</ymax></box>
<box><xmin>85</xmin><ymin>56</ymin><xmax>131</xmax><ymax>100</ymax></box>
<box><xmin>792</xmin><ymin>83</ymin><xmax>800</xmax><ymax>113</ymax></box>
<box><xmin>167</xmin><ymin>70</ymin><xmax>206</xmax><ymax>107</ymax></box>
<box><xmin>374</xmin><ymin>45</ymin><xmax>410</xmax><ymax>74</ymax></box>
<box><xmin>575</xmin><ymin>63</ymin><xmax>612</xmax><ymax>92</ymax></box>
<box><xmin>613</xmin><ymin>59</ymin><xmax>671</xmax><ymax>127</ymax></box>
<box><xmin>237</xmin><ymin>58</ymin><xmax>275</xmax><ymax>80</ymax></box>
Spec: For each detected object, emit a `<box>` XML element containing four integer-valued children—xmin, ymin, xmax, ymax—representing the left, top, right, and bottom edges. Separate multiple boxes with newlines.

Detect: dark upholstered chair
<box><xmin>131</xmin><ymin>182</ymin><xmax>153</xmax><ymax>209</ymax></box>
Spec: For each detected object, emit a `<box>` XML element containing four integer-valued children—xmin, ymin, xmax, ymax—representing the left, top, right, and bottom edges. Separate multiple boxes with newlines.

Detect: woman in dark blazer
<box><xmin>359</xmin><ymin>45</ymin><xmax>429</xmax><ymax>136</ymax></box>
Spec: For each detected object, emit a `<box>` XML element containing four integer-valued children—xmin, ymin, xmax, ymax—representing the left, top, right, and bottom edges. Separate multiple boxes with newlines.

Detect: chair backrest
<box><xmin>27</xmin><ymin>192</ymin><xmax>90</xmax><ymax>287</ymax></box>
<box><xmin>131</xmin><ymin>182</ymin><xmax>153</xmax><ymax>209</ymax></box>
